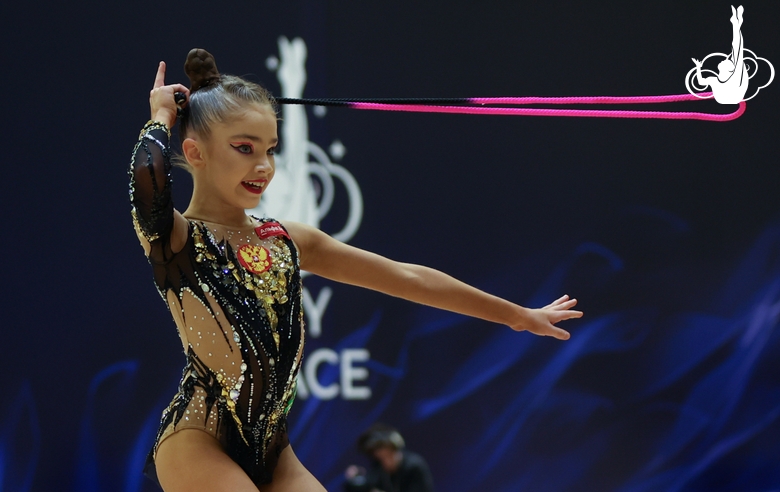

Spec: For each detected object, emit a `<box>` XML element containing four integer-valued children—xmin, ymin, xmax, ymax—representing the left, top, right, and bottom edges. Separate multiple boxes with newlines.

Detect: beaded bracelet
<box><xmin>139</xmin><ymin>119</ymin><xmax>171</xmax><ymax>139</ymax></box>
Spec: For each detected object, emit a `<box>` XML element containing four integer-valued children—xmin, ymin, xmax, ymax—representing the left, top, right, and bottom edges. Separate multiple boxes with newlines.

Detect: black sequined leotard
<box><xmin>129</xmin><ymin>123</ymin><xmax>304</xmax><ymax>487</ymax></box>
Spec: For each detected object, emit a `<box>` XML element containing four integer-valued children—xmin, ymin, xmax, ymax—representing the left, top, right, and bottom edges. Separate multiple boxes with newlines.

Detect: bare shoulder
<box><xmin>277</xmin><ymin>220</ymin><xmax>307</xmax><ymax>236</ymax></box>
<box><xmin>277</xmin><ymin>221</ymin><xmax>323</xmax><ymax>258</ymax></box>
<box><xmin>277</xmin><ymin>221</ymin><xmax>339</xmax><ymax>273</ymax></box>
<box><xmin>277</xmin><ymin>220</ymin><xmax>323</xmax><ymax>248</ymax></box>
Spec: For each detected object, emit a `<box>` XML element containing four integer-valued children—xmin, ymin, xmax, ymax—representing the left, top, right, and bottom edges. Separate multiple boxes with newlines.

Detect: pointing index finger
<box><xmin>153</xmin><ymin>61</ymin><xmax>166</xmax><ymax>89</ymax></box>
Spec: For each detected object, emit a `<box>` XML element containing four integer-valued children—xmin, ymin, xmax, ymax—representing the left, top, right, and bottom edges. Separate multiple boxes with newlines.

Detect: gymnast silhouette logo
<box><xmin>685</xmin><ymin>5</ymin><xmax>774</xmax><ymax>104</ymax></box>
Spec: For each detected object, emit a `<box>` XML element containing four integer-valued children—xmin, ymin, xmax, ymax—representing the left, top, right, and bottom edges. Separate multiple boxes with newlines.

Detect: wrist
<box><xmin>152</xmin><ymin>110</ymin><xmax>176</xmax><ymax>130</ymax></box>
<box><xmin>501</xmin><ymin>302</ymin><xmax>531</xmax><ymax>330</ymax></box>
<box><xmin>140</xmin><ymin>119</ymin><xmax>171</xmax><ymax>139</ymax></box>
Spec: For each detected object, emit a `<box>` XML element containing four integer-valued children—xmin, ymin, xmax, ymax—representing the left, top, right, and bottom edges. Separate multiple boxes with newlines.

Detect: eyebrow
<box><xmin>229</xmin><ymin>134</ymin><xmax>279</xmax><ymax>144</ymax></box>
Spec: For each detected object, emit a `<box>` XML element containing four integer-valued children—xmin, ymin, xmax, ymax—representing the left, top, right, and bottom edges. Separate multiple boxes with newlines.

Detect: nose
<box><xmin>255</xmin><ymin>155</ymin><xmax>273</xmax><ymax>172</ymax></box>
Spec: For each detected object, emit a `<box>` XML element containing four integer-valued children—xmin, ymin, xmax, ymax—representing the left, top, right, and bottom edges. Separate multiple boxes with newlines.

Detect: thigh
<box><xmin>259</xmin><ymin>445</ymin><xmax>326</xmax><ymax>492</ymax></box>
<box><xmin>155</xmin><ymin>428</ymin><xmax>260</xmax><ymax>492</ymax></box>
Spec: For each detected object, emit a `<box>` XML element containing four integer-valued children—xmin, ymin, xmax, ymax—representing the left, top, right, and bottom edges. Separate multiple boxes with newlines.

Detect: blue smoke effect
<box><xmin>302</xmin><ymin>218</ymin><xmax>780</xmax><ymax>491</ymax></box>
<box><xmin>6</xmin><ymin>219</ymin><xmax>778</xmax><ymax>491</ymax></box>
<box><xmin>0</xmin><ymin>382</ymin><xmax>40</xmax><ymax>492</ymax></box>
<box><xmin>76</xmin><ymin>361</ymin><xmax>140</xmax><ymax>492</ymax></box>
<box><xmin>73</xmin><ymin>360</ymin><xmax>161</xmax><ymax>492</ymax></box>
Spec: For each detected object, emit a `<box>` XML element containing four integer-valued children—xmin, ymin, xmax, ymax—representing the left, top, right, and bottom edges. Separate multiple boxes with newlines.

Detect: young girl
<box><xmin>131</xmin><ymin>48</ymin><xmax>582</xmax><ymax>492</ymax></box>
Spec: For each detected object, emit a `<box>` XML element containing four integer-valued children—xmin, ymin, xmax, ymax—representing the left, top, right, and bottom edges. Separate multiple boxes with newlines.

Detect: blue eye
<box><xmin>267</xmin><ymin>146</ymin><xmax>278</xmax><ymax>156</ymax></box>
<box><xmin>230</xmin><ymin>143</ymin><xmax>253</xmax><ymax>154</ymax></box>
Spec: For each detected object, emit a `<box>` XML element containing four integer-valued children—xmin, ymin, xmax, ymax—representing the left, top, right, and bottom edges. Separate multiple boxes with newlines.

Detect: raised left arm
<box><xmin>283</xmin><ymin>221</ymin><xmax>581</xmax><ymax>339</ymax></box>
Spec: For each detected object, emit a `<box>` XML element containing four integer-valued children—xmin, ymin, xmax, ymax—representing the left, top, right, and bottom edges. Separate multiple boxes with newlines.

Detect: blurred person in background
<box><xmin>344</xmin><ymin>424</ymin><xmax>434</xmax><ymax>492</ymax></box>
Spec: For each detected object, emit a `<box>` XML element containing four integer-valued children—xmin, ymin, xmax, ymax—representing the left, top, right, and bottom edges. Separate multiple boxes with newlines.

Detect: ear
<box><xmin>182</xmin><ymin>137</ymin><xmax>206</xmax><ymax>169</ymax></box>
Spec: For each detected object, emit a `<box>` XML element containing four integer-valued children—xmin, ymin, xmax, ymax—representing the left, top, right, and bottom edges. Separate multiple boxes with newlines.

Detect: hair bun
<box><xmin>184</xmin><ymin>48</ymin><xmax>221</xmax><ymax>92</ymax></box>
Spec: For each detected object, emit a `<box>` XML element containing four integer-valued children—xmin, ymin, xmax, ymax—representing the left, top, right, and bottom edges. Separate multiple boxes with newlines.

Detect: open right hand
<box><xmin>510</xmin><ymin>295</ymin><xmax>582</xmax><ymax>340</ymax></box>
<box><xmin>149</xmin><ymin>61</ymin><xmax>190</xmax><ymax>128</ymax></box>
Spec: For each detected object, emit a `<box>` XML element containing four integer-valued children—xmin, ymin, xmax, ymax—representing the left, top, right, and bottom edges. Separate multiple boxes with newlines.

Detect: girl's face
<box><xmin>196</xmin><ymin>104</ymin><xmax>278</xmax><ymax>211</ymax></box>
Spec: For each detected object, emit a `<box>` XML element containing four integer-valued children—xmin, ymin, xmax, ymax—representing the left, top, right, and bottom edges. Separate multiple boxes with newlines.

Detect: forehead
<box><xmin>215</xmin><ymin>105</ymin><xmax>278</xmax><ymax>137</ymax></box>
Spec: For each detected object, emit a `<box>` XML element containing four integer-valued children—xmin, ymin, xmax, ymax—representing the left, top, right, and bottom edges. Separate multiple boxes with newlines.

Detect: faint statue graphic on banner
<box><xmin>686</xmin><ymin>5</ymin><xmax>774</xmax><ymax>104</ymax></box>
<box><xmin>249</xmin><ymin>36</ymin><xmax>363</xmax><ymax>244</ymax></box>
<box><xmin>248</xmin><ymin>37</ymin><xmax>371</xmax><ymax>401</ymax></box>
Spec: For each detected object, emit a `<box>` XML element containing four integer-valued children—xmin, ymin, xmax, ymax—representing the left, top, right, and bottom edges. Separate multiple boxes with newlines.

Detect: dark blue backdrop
<box><xmin>1</xmin><ymin>1</ymin><xmax>779</xmax><ymax>491</ymax></box>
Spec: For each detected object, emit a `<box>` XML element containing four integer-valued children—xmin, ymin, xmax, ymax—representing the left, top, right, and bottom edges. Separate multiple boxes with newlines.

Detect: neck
<box><xmin>184</xmin><ymin>188</ymin><xmax>254</xmax><ymax>228</ymax></box>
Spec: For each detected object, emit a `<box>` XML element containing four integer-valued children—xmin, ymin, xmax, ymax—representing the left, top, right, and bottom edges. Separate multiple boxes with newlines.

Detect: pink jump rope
<box><xmin>276</xmin><ymin>93</ymin><xmax>745</xmax><ymax>121</ymax></box>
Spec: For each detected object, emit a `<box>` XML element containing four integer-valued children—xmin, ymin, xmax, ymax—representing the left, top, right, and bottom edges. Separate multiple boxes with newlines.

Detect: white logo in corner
<box><xmin>685</xmin><ymin>5</ymin><xmax>774</xmax><ymax>104</ymax></box>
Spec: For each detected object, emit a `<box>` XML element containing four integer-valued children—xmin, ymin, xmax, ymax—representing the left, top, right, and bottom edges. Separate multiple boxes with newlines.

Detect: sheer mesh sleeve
<box><xmin>129</xmin><ymin>123</ymin><xmax>174</xmax><ymax>246</ymax></box>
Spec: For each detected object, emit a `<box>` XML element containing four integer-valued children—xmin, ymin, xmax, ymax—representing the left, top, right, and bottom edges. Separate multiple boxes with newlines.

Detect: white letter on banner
<box><xmin>295</xmin><ymin>370</ymin><xmax>310</xmax><ymax>399</ymax></box>
<box><xmin>341</xmin><ymin>349</ymin><xmax>371</xmax><ymax>400</ymax></box>
<box><xmin>303</xmin><ymin>286</ymin><xmax>333</xmax><ymax>338</ymax></box>
<box><xmin>305</xmin><ymin>348</ymin><xmax>339</xmax><ymax>400</ymax></box>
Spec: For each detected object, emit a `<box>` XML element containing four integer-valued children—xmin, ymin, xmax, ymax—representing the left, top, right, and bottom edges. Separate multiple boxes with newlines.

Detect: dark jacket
<box><xmin>365</xmin><ymin>450</ymin><xmax>434</xmax><ymax>492</ymax></box>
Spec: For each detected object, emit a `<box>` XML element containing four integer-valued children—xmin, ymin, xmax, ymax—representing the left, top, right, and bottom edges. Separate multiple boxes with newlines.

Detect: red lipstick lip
<box><xmin>241</xmin><ymin>180</ymin><xmax>266</xmax><ymax>195</ymax></box>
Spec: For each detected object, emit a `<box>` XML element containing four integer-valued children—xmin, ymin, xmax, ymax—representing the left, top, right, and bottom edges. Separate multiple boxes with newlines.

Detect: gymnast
<box><xmin>692</xmin><ymin>5</ymin><xmax>748</xmax><ymax>104</ymax></box>
<box><xmin>130</xmin><ymin>48</ymin><xmax>582</xmax><ymax>492</ymax></box>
